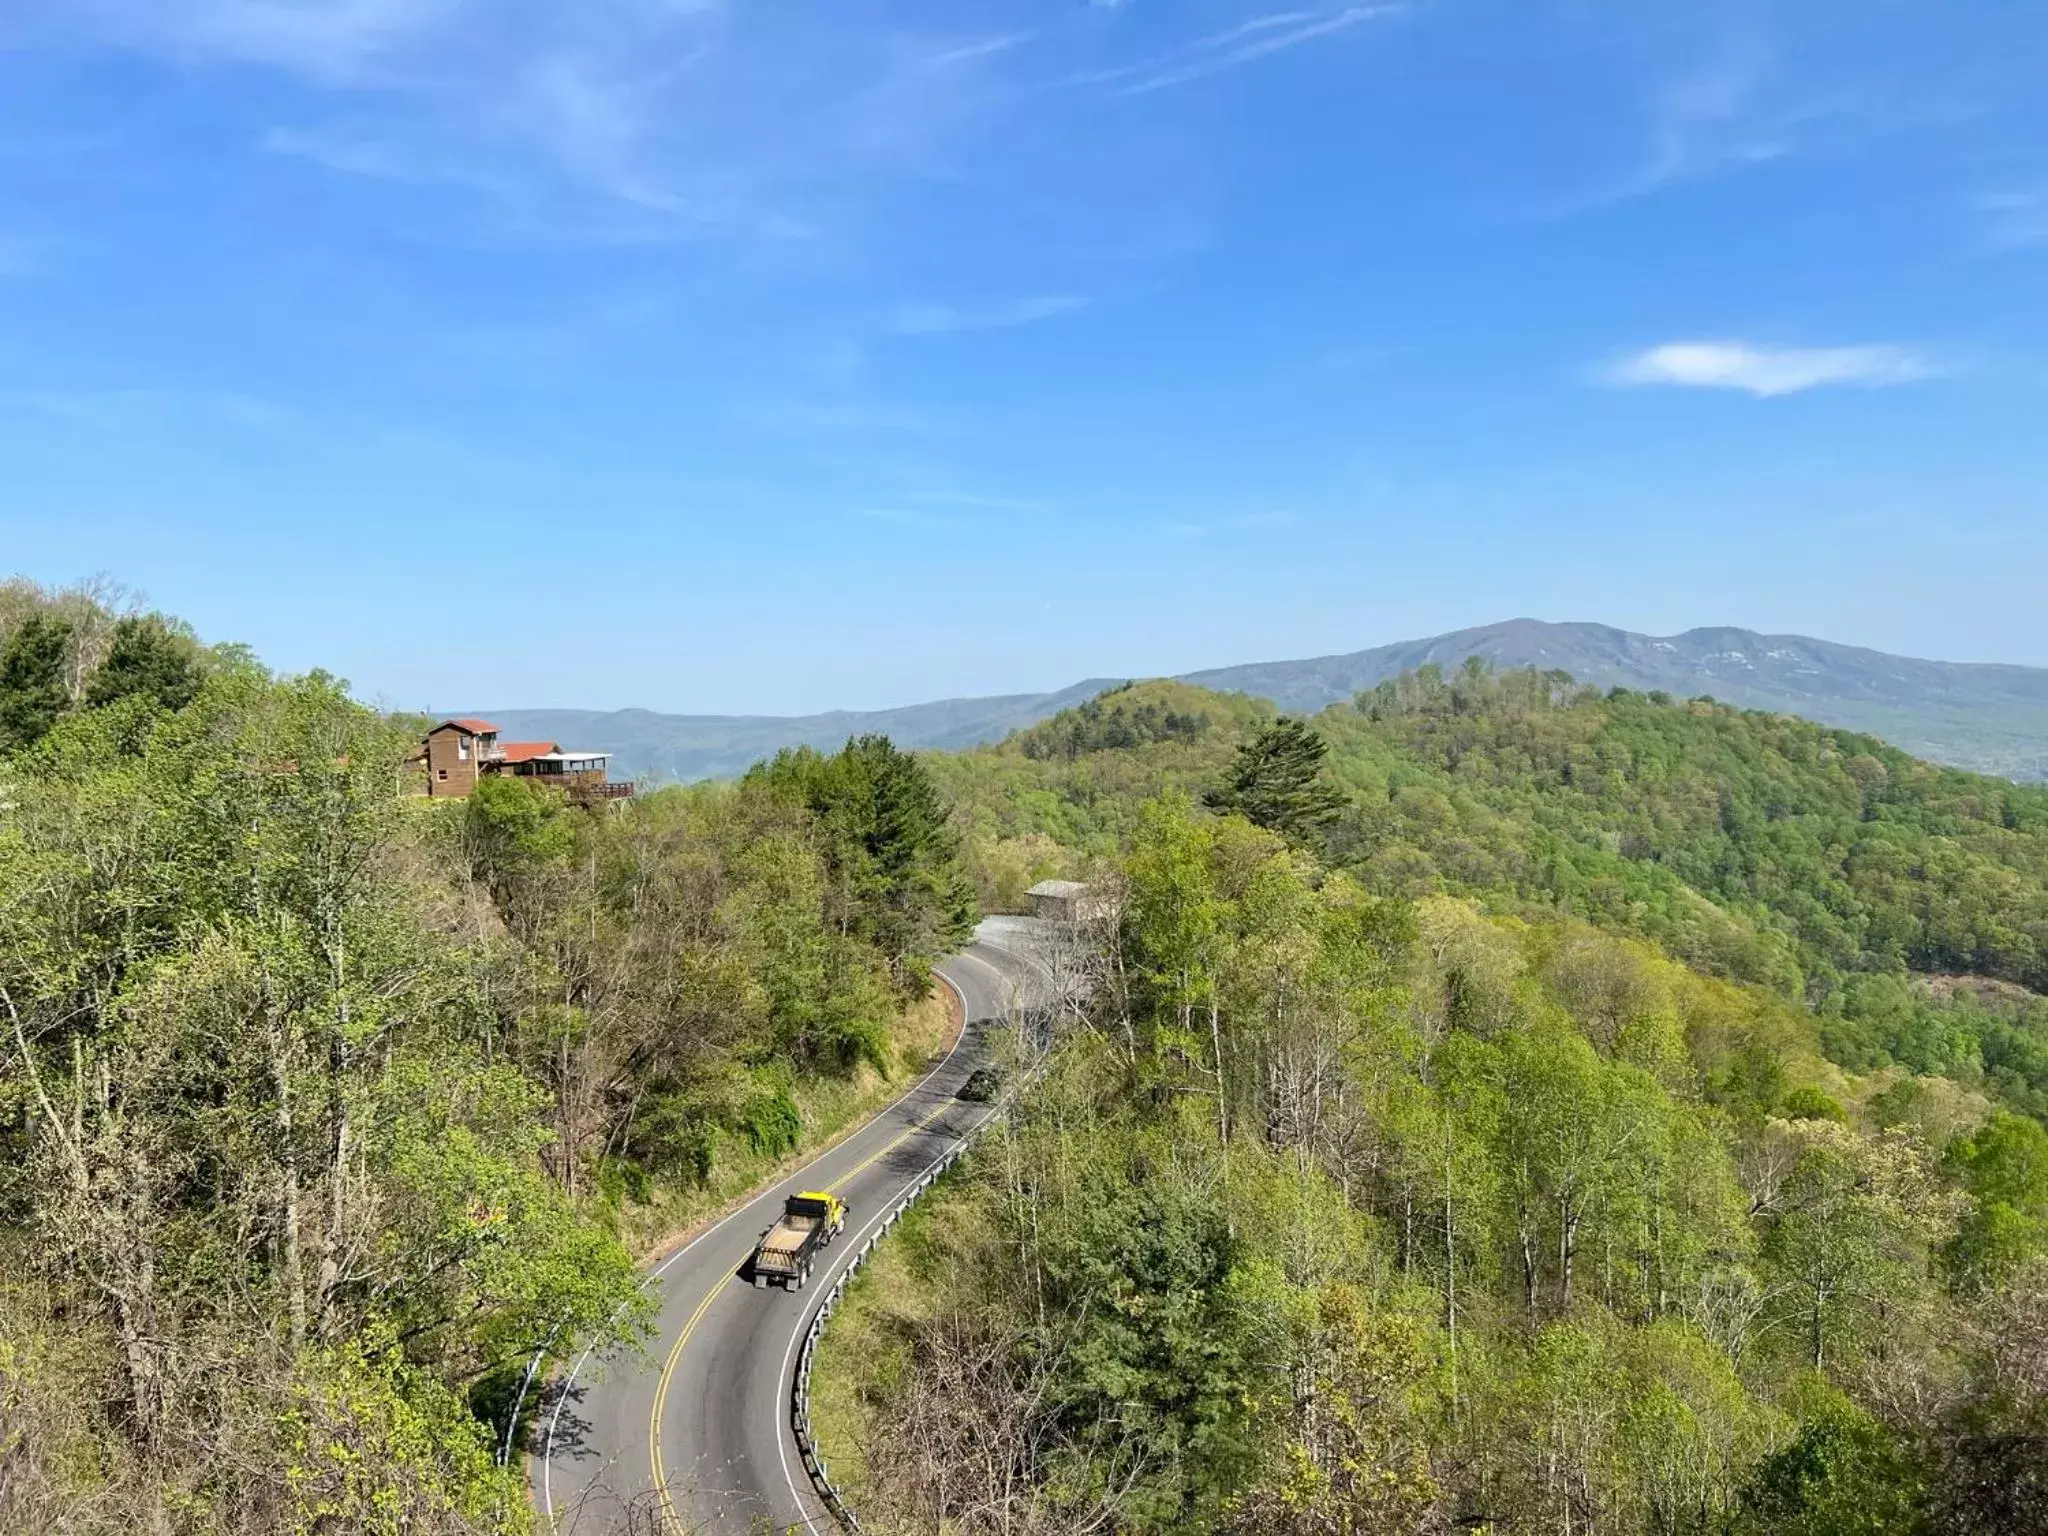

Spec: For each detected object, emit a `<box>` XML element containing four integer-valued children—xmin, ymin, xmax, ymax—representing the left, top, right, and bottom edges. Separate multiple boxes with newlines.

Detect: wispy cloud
<box><xmin>1530</xmin><ymin>19</ymin><xmax>1813</xmax><ymax>218</ymax></box>
<box><xmin>1076</xmin><ymin>6</ymin><xmax>1395</xmax><ymax>97</ymax></box>
<box><xmin>0</xmin><ymin>384</ymin><xmax>301</xmax><ymax>435</ymax></box>
<box><xmin>888</xmin><ymin>295</ymin><xmax>1086</xmax><ymax>336</ymax></box>
<box><xmin>25</xmin><ymin>1</ymin><xmax>1029</xmax><ymax>239</ymax></box>
<box><xmin>53</xmin><ymin>0</ymin><xmax>465</xmax><ymax>82</ymax></box>
<box><xmin>1636</xmin><ymin>33</ymin><xmax>1783</xmax><ymax>193</ymax></box>
<box><xmin>1976</xmin><ymin>189</ymin><xmax>2048</xmax><ymax>251</ymax></box>
<box><xmin>1605</xmin><ymin>341</ymin><xmax>1937</xmax><ymax>398</ymax></box>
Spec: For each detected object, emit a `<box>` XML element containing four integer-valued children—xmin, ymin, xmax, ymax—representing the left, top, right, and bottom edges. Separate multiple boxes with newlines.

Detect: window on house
<box><xmin>437</xmin><ymin>769</ymin><xmax>448</xmax><ymax>781</ymax></box>
<box><xmin>458</xmin><ymin>739</ymin><xmax>469</xmax><ymax>760</ymax></box>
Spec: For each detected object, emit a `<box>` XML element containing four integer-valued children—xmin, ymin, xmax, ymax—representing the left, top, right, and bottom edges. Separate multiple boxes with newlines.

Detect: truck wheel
<box><xmin>795</xmin><ymin>1266</ymin><xmax>808</xmax><ymax>1291</ymax></box>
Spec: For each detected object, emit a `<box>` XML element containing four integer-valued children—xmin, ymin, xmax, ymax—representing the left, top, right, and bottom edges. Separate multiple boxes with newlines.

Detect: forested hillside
<box><xmin>822</xmin><ymin>664</ymin><xmax>2048</xmax><ymax>1535</ymax></box>
<box><xmin>0</xmin><ymin>580</ymin><xmax>973</xmax><ymax>1533</ymax></box>
<box><xmin>481</xmin><ymin>620</ymin><xmax>2048</xmax><ymax>786</ymax></box>
<box><xmin>939</xmin><ymin>666</ymin><xmax>2048</xmax><ymax>1121</ymax></box>
<box><xmin>1182</xmin><ymin>619</ymin><xmax>2048</xmax><ymax>781</ymax></box>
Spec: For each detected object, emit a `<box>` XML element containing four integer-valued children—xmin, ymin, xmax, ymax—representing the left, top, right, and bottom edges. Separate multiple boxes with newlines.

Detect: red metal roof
<box><xmin>496</xmin><ymin>741</ymin><xmax>560</xmax><ymax>764</ymax></box>
<box><xmin>432</xmin><ymin>718</ymin><xmax>500</xmax><ymax>735</ymax></box>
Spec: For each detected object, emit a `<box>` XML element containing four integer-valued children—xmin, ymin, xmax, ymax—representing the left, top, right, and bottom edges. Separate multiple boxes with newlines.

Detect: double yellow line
<box><xmin>646</xmin><ymin>1096</ymin><xmax>958</xmax><ymax>1530</ymax></box>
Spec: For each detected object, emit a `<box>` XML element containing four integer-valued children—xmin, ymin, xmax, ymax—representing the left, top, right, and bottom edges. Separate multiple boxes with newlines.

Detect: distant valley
<box><xmin>479</xmin><ymin>619</ymin><xmax>2048</xmax><ymax>784</ymax></box>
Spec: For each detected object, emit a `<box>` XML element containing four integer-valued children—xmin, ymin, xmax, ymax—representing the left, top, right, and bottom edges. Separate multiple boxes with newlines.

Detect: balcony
<box><xmin>567</xmin><ymin>780</ymin><xmax>635</xmax><ymax>803</ymax></box>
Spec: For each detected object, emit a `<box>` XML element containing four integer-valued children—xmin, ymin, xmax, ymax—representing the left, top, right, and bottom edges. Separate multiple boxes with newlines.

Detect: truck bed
<box><xmin>760</xmin><ymin>1220</ymin><xmax>817</xmax><ymax>1256</ymax></box>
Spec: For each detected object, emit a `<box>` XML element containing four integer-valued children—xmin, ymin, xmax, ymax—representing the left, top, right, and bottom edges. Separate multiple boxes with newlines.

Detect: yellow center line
<box><xmin>648</xmin><ymin>1271</ymin><xmax>736</xmax><ymax>1530</ymax></box>
<box><xmin>825</xmin><ymin>1098</ymin><xmax>955</xmax><ymax>1193</ymax></box>
<box><xmin>645</xmin><ymin>1094</ymin><xmax>959</xmax><ymax>1529</ymax></box>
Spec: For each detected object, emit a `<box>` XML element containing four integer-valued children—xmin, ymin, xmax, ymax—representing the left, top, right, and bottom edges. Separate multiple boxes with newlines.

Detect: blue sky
<box><xmin>3</xmin><ymin>0</ymin><xmax>2047</xmax><ymax>714</ymax></box>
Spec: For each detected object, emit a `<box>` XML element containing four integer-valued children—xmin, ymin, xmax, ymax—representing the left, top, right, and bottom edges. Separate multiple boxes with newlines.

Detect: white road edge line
<box><xmin>540</xmin><ymin>956</ymin><xmax>983</xmax><ymax>1524</ymax></box>
<box><xmin>771</xmin><ymin>948</ymin><xmax>1014</xmax><ymax>1533</ymax></box>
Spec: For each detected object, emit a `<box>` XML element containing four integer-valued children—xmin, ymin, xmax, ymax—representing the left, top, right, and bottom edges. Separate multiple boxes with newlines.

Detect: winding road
<box><xmin>537</xmin><ymin>921</ymin><xmax>1044</xmax><ymax>1535</ymax></box>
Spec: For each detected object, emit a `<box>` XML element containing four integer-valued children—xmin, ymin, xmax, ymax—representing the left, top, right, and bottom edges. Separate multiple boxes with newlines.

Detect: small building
<box><xmin>420</xmin><ymin>719</ymin><xmax>631</xmax><ymax>802</ymax></box>
<box><xmin>423</xmin><ymin>718</ymin><xmax>500</xmax><ymax>798</ymax></box>
<box><xmin>1026</xmin><ymin>879</ymin><xmax>1101</xmax><ymax>923</ymax></box>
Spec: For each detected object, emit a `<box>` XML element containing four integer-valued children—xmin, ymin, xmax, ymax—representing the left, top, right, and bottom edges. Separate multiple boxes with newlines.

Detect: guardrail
<box><xmin>788</xmin><ymin>1055</ymin><xmax>1050</xmax><ymax>1536</ymax></box>
<box><xmin>789</xmin><ymin>1135</ymin><xmax>974</xmax><ymax>1532</ymax></box>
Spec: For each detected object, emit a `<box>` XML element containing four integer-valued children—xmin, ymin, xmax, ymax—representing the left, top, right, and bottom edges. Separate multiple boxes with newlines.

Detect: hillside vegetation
<box><xmin>0</xmin><ymin>580</ymin><xmax>973</xmax><ymax>1533</ymax></box>
<box><xmin>820</xmin><ymin>664</ymin><xmax>2048</xmax><ymax>1536</ymax></box>
<box><xmin>1184</xmin><ymin>619</ymin><xmax>2048</xmax><ymax>781</ymax></box>
<box><xmin>485</xmin><ymin>619</ymin><xmax>2048</xmax><ymax>785</ymax></box>
<box><xmin>943</xmin><ymin>667</ymin><xmax>2048</xmax><ymax>1120</ymax></box>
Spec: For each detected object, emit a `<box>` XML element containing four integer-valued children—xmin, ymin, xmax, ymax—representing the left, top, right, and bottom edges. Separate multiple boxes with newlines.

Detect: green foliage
<box><xmin>735</xmin><ymin>1085</ymin><xmax>804</xmax><ymax>1159</ymax></box>
<box><xmin>1726</xmin><ymin>1392</ymin><xmax>1931</xmax><ymax>1536</ymax></box>
<box><xmin>0</xmin><ymin>611</ymin><xmax>73</xmax><ymax>752</ymax></box>
<box><xmin>1781</xmin><ymin>1085</ymin><xmax>1848</xmax><ymax>1122</ymax></box>
<box><xmin>460</xmin><ymin>773</ymin><xmax>577</xmax><ymax>913</ymax></box>
<box><xmin>0</xmin><ymin>667</ymin><xmax>653</xmax><ymax>1529</ymax></box>
<box><xmin>1205</xmin><ymin>716</ymin><xmax>1346</xmax><ymax>843</ymax></box>
<box><xmin>750</xmin><ymin>734</ymin><xmax>976</xmax><ymax>987</ymax></box>
<box><xmin>833</xmin><ymin>745</ymin><xmax>2045</xmax><ymax>1536</ymax></box>
<box><xmin>1044</xmin><ymin>1177</ymin><xmax>1260</xmax><ymax>1522</ymax></box>
<box><xmin>282</xmin><ymin>1339</ymin><xmax>526</xmax><ymax>1536</ymax></box>
<box><xmin>0</xmin><ymin>619</ymin><xmax>975</xmax><ymax>1528</ymax></box>
<box><xmin>1014</xmin><ymin>679</ymin><xmax>1251</xmax><ymax>761</ymax></box>
<box><xmin>1946</xmin><ymin>1113</ymin><xmax>2048</xmax><ymax>1289</ymax></box>
<box><xmin>83</xmin><ymin>613</ymin><xmax>202</xmax><ymax>713</ymax></box>
<box><xmin>1757</xmin><ymin>1120</ymin><xmax>1959</xmax><ymax>1371</ymax></box>
<box><xmin>942</xmin><ymin>663</ymin><xmax>2048</xmax><ymax>1125</ymax></box>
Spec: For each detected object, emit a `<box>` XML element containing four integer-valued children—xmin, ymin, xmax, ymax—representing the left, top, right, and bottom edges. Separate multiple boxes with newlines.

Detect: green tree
<box><xmin>0</xmin><ymin>670</ymin><xmax>647</xmax><ymax>1526</ymax></box>
<box><xmin>1946</xmin><ymin>1112</ymin><xmax>2048</xmax><ymax>1290</ymax></box>
<box><xmin>83</xmin><ymin>613</ymin><xmax>202</xmax><ymax>713</ymax></box>
<box><xmin>1206</xmin><ymin>717</ymin><xmax>1346</xmax><ymax>843</ymax></box>
<box><xmin>0</xmin><ymin>612</ymin><xmax>73</xmax><ymax>752</ymax></box>
<box><xmin>1226</xmin><ymin>1285</ymin><xmax>1439</xmax><ymax>1536</ymax></box>
<box><xmin>1726</xmin><ymin>1392</ymin><xmax>1931</xmax><ymax>1536</ymax></box>
<box><xmin>750</xmin><ymin>734</ymin><xmax>975</xmax><ymax>988</ymax></box>
<box><xmin>1124</xmin><ymin>792</ymin><xmax>1229</xmax><ymax>1124</ymax></box>
<box><xmin>1758</xmin><ymin>1121</ymin><xmax>1959</xmax><ymax>1371</ymax></box>
<box><xmin>1044</xmin><ymin>1177</ymin><xmax>1258</xmax><ymax>1526</ymax></box>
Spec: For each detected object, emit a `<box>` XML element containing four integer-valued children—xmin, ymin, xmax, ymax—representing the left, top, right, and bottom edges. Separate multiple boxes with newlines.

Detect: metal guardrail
<box><xmin>788</xmin><ymin>1067</ymin><xmax>1037</xmax><ymax>1533</ymax></box>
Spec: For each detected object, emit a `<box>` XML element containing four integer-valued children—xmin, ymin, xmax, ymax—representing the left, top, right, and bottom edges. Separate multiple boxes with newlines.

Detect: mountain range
<box><xmin>477</xmin><ymin>619</ymin><xmax>2048</xmax><ymax>784</ymax></box>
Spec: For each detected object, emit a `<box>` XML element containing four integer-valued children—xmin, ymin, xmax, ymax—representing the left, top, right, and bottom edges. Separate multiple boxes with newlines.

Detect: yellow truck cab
<box><xmin>750</xmin><ymin>1191</ymin><xmax>846</xmax><ymax>1290</ymax></box>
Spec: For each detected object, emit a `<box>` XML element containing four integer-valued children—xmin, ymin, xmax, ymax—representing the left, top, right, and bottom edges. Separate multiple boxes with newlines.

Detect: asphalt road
<box><xmin>537</xmin><ymin>923</ymin><xmax>1042</xmax><ymax>1535</ymax></box>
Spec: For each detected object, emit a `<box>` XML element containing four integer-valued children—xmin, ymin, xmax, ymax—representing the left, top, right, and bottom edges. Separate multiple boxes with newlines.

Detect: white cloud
<box><xmin>55</xmin><ymin>0</ymin><xmax>465</xmax><ymax>82</ymax></box>
<box><xmin>1606</xmin><ymin>341</ymin><xmax>1936</xmax><ymax>398</ymax></box>
<box><xmin>888</xmin><ymin>295</ymin><xmax>1086</xmax><ymax>336</ymax></box>
<box><xmin>1977</xmin><ymin>189</ymin><xmax>2048</xmax><ymax>251</ymax></box>
<box><xmin>1076</xmin><ymin>6</ymin><xmax>1395</xmax><ymax>97</ymax></box>
<box><xmin>16</xmin><ymin>1</ymin><xmax>1404</xmax><ymax>248</ymax></box>
<box><xmin>23</xmin><ymin>1</ymin><xmax>1027</xmax><ymax>237</ymax></box>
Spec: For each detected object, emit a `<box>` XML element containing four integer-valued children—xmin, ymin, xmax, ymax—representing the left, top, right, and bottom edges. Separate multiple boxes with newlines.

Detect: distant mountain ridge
<box><xmin>476</xmin><ymin>620</ymin><xmax>2048</xmax><ymax>784</ymax></box>
<box><xmin>480</xmin><ymin>681</ymin><xmax>1120</xmax><ymax>783</ymax></box>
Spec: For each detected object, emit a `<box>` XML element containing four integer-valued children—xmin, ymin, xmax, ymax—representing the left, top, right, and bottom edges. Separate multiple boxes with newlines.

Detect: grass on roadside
<box><xmin>611</xmin><ymin>986</ymin><xmax>961</xmax><ymax>1261</ymax></box>
<box><xmin>806</xmin><ymin>1184</ymin><xmax>959</xmax><ymax>1510</ymax></box>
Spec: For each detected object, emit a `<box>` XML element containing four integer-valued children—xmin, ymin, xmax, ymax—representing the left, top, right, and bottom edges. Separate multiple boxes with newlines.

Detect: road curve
<box><xmin>538</xmin><ymin>924</ymin><xmax>1041</xmax><ymax>1535</ymax></box>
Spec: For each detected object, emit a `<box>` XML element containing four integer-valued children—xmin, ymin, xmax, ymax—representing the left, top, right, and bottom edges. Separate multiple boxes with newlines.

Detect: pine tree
<box><xmin>1204</xmin><ymin>716</ymin><xmax>1345</xmax><ymax>842</ymax></box>
<box><xmin>84</xmin><ymin>614</ymin><xmax>201</xmax><ymax>713</ymax></box>
<box><xmin>0</xmin><ymin>613</ymin><xmax>74</xmax><ymax>753</ymax></box>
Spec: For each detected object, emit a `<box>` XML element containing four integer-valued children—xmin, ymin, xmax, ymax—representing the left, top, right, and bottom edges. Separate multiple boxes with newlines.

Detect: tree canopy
<box><xmin>1203</xmin><ymin>715</ymin><xmax>1347</xmax><ymax>842</ymax></box>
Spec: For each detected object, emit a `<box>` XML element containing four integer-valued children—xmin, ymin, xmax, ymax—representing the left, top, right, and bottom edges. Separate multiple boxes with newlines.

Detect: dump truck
<box><xmin>749</xmin><ymin>1191</ymin><xmax>845</xmax><ymax>1290</ymax></box>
